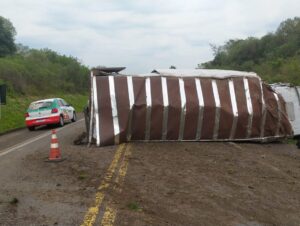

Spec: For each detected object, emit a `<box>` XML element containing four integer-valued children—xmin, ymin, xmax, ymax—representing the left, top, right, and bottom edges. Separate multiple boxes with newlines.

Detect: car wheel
<box><xmin>71</xmin><ymin>111</ymin><xmax>76</xmax><ymax>122</ymax></box>
<box><xmin>59</xmin><ymin>116</ymin><xmax>64</xmax><ymax>127</ymax></box>
<box><xmin>28</xmin><ymin>126</ymin><xmax>35</xmax><ymax>131</ymax></box>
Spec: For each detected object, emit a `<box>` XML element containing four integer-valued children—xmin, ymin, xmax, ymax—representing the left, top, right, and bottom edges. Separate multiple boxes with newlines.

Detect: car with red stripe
<box><xmin>25</xmin><ymin>98</ymin><xmax>76</xmax><ymax>131</ymax></box>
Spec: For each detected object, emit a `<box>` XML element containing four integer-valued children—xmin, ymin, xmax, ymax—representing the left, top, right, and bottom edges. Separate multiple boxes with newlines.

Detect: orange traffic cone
<box><xmin>45</xmin><ymin>129</ymin><xmax>66</xmax><ymax>162</ymax></box>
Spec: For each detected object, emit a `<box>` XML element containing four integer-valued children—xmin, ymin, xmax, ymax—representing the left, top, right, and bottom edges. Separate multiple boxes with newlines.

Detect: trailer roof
<box><xmin>149</xmin><ymin>69</ymin><xmax>259</xmax><ymax>79</ymax></box>
<box><xmin>91</xmin><ymin>67</ymin><xmax>260</xmax><ymax>79</ymax></box>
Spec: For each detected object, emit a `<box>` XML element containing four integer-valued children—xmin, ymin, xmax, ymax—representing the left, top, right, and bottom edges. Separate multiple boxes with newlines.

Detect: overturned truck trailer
<box><xmin>88</xmin><ymin>68</ymin><xmax>293</xmax><ymax>146</ymax></box>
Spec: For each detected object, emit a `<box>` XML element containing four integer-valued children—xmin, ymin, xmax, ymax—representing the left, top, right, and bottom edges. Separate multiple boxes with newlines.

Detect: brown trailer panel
<box><xmin>88</xmin><ymin>69</ymin><xmax>293</xmax><ymax>146</ymax></box>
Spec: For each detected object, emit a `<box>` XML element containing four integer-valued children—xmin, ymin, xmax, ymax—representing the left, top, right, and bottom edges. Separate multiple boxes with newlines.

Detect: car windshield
<box><xmin>29</xmin><ymin>101</ymin><xmax>53</xmax><ymax>110</ymax></box>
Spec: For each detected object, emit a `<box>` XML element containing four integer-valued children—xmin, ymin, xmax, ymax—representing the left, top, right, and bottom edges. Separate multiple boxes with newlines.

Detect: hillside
<box><xmin>0</xmin><ymin>46</ymin><xmax>89</xmax><ymax>96</ymax></box>
<box><xmin>0</xmin><ymin>16</ymin><xmax>90</xmax><ymax>133</ymax></box>
<box><xmin>200</xmin><ymin>17</ymin><xmax>300</xmax><ymax>85</ymax></box>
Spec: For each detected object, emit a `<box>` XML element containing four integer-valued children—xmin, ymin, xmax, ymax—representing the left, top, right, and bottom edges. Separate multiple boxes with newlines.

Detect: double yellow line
<box><xmin>81</xmin><ymin>143</ymin><xmax>132</xmax><ymax>226</ymax></box>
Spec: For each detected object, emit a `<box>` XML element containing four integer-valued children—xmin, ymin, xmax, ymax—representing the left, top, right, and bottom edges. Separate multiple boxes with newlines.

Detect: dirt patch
<box><xmin>108</xmin><ymin>142</ymin><xmax>300</xmax><ymax>226</ymax></box>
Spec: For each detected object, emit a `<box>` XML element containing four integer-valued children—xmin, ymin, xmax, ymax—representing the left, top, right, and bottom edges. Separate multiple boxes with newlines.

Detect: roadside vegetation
<box><xmin>0</xmin><ymin>16</ymin><xmax>89</xmax><ymax>133</ymax></box>
<box><xmin>200</xmin><ymin>17</ymin><xmax>300</xmax><ymax>85</ymax></box>
<box><xmin>0</xmin><ymin>46</ymin><xmax>89</xmax><ymax>95</ymax></box>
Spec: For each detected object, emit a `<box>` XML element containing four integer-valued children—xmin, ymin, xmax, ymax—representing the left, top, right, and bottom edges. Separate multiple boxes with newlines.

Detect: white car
<box><xmin>25</xmin><ymin>98</ymin><xmax>76</xmax><ymax>131</ymax></box>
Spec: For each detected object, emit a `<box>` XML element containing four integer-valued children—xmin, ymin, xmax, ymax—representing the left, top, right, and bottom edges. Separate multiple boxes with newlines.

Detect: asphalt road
<box><xmin>0</xmin><ymin>116</ymin><xmax>113</xmax><ymax>225</ymax></box>
<box><xmin>0</xmin><ymin>120</ymin><xmax>81</xmax><ymax>158</ymax></box>
<box><xmin>1</xmin><ymin>117</ymin><xmax>300</xmax><ymax>226</ymax></box>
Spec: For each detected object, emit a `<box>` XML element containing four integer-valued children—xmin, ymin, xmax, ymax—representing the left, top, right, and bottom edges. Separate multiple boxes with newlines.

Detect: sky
<box><xmin>0</xmin><ymin>0</ymin><xmax>299</xmax><ymax>73</ymax></box>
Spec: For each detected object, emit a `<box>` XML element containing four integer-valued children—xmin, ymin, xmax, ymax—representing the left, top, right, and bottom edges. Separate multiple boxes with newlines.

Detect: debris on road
<box><xmin>73</xmin><ymin>132</ymin><xmax>88</xmax><ymax>145</ymax></box>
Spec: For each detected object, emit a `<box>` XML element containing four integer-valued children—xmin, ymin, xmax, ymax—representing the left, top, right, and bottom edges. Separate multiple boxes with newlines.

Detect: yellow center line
<box><xmin>100</xmin><ymin>205</ymin><xmax>117</xmax><ymax>226</ymax></box>
<box><xmin>114</xmin><ymin>144</ymin><xmax>132</xmax><ymax>192</ymax></box>
<box><xmin>101</xmin><ymin>144</ymin><xmax>133</xmax><ymax>226</ymax></box>
<box><xmin>81</xmin><ymin>144</ymin><xmax>126</xmax><ymax>226</ymax></box>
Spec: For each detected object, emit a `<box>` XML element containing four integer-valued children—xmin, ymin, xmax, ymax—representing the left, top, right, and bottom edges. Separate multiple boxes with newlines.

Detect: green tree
<box><xmin>0</xmin><ymin>16</ymin><xmax>16</xmax><ymax>57</ymax></box>
<box><xmin>200</xmin><ymin>17</ymin><xmax>300</xmax><ymax>85</ymax></box>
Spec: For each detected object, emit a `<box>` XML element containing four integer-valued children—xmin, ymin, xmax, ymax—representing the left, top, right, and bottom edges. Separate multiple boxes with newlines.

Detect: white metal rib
<box><xmin>195</xmin><ymin>78</ymin><xmax>204</xmax><ymax>140</ymax></box>
<box><xmin>161</xmin><ymin>77</ymin><xmax>169</xmax><ymax>140</ymax></box>
<box><xmin>273</xmin><ymin>92</ymin><xmax>282</xmax><ymax>136</ymax></box>
<box><xmin>212</xmin><ymin>80</ymin><xmax>221</xmax><ymax>140</ymax></box>
<box><xmin>127</xmin><ymin>76</ymin><xmax>134</xmax><ymax>141</ymax></box>
<box><xmin>108</xmin><ymin>76</ymin><xmax>120</xmax><ymax>145</ymax></box>
<box><xmin>145</xmin><ymin>77</ymin><xmax>152</xmax><ymax>140</ymax></box>
<box><xmin>229</xmin><ymin>79</ymin><xmax>238</xmax><ymax>139</ymax></box>
<box><xmin>93</xmin><ymin>75</ymin><xmax>100</xmax><ymax>146</ymax></box>
<box><xmin>243</xmin><ymin>78</ymin><xmax>253</xmax><ymax>138</ymax></box>
<box><xmin>178</xmin><ymin>78</ymin><xmax>186</xmax><ymax>140</ymax></box>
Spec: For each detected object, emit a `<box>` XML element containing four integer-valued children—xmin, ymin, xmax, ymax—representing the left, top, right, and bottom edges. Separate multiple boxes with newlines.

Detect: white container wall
<box><xmin>271</xmin><ymin>84</ymin><xmax>300</xmax><ymax>136</ymax></box>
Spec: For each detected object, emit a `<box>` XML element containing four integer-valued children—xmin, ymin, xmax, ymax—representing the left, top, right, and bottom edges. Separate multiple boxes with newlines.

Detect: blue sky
<box><xmin>0</xmin><ymin>0</ymin><xmax>299</xmax><ymax>73</ymax></box>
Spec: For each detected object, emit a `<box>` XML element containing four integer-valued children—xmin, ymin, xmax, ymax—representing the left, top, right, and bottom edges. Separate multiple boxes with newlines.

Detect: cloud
<box><xmin>0</xmin><ymin>0</ymin><xmax>299</xmax><ymax>73</ymax></box>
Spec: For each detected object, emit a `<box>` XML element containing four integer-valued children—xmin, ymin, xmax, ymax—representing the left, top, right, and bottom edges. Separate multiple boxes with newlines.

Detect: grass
<box><xmin>284</xmin><ymin>138</ymin><xmax>298</xmax><ymax>145</ymax></box>
<box><xmin>78</xmin><ymin>171</ymin><xmax>88</xmax><ymax>180</ymax></box>
<box><xmin>0</xmin><ymin>93</ymin><xmax>88</xmax><ymax>133</ymax></box>
<box><xmin>127</xmin><ymin>202</ymin><xmax>142</xmax><ymax>211</ymax></box>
